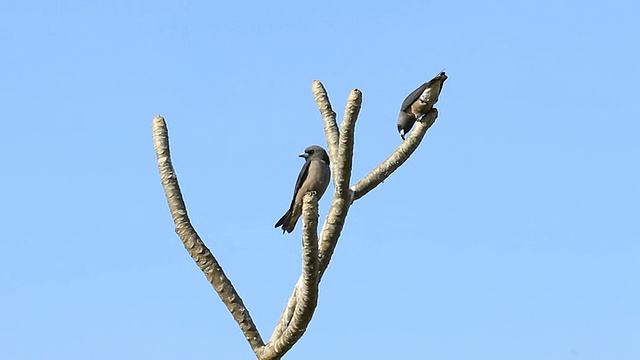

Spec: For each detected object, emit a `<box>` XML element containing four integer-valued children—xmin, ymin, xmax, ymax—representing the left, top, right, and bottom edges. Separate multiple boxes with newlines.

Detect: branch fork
<box><xmin>152</xmin><ymin>79</ymin><xmax>440</xmax><ymax>359</ymax></box>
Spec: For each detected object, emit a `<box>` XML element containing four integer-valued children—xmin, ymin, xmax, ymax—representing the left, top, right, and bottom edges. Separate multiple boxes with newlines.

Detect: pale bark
<box><xmin>312</xmin><ymin>81</ymin><xmax>340</xmax><ymax>170</ymax></box>
<box><xmin>269</xmin><ymin>86</ymin><xmax>362</xmax><ymax>343</ymax></box>
<box><xmin>152</xmin><ymin>116</ymin><xmax>264</xmax><ymax>356</ymax></box>
<box><xmin>351</xmin><ymin>108</ymin><xmax>438</xmax><ymax>201</ymax></box>
<box><xmin>260</xmin><ymin>194</ymin><xmax>320</xmax><ymax>359</ymax></box>
<box><xmin>269</xmin><ymin>87</ymin><xmax>439</xmax><ymax>347</ymax></box>
<box><xmin>153</xmin><ymin>78</ymin><xmax>443</xmax><ymax>359</ymax></box>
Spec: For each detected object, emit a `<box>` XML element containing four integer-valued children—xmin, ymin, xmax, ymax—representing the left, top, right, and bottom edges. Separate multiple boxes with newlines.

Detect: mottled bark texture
<box><xmin>153</xmin><ymin>79</ymin><xmax>441</xmax><ymax>359</ymax></box>
<box><xmin>260</xmin><ymin>193</ymin><xmax>320</xmax><ymax>359</ymax></box>
<box><xmin>152</xmin><ymin>116</ymin><xmax>264</xmax><ymax>356</ymax></box>
<box><xmin>352</xmin><ymin>108</ymin><xmax>438</xmax><ymax>201</ymax></box>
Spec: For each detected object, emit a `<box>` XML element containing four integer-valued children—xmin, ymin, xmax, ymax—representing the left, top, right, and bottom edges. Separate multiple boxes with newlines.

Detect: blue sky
<box><xmin>1</xmin><ymin>1</ymin><xmax>639</xmax><ymax>359</ymax></box>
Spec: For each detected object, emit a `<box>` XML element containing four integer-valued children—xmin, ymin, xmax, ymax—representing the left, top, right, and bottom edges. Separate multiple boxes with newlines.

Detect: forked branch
<box><xmin>153</xmin><ymin>78</ymin><xmax>442</xmax><ymax>359</ymax></box>
<box><xmin>269</xmin><ymin>83</ymin><xmax>439</xmax><ymax>346</ymax></box>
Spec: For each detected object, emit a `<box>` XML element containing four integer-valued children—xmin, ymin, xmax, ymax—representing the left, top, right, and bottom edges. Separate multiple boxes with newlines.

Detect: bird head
<box><xmin>300</xmin><ymin>145</ymin><xmax>329</xmax><ymax>163</ymax></box>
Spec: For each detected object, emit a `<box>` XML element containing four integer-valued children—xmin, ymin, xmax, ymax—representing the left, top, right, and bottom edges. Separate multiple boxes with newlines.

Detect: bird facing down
<box><xmin>397</xmin><ymin>71</ymin><xmax>448</xmax><ymax>140</ymax></box>
<box><xmin>275</xmin><ymin>145</ymin><xmax>331</xmax><ymax>234</ymax></box>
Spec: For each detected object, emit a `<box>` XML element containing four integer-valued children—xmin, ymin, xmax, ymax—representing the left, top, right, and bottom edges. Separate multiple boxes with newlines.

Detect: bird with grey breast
<box><xmin>275</xmin><ymin>145</ymin><xmax>331</xmax><ymax>234</ymax></box>
<box><xmin>397</xmin><ymin>71</ymin><xmax>448</xmax><ymax>140</ymax></box>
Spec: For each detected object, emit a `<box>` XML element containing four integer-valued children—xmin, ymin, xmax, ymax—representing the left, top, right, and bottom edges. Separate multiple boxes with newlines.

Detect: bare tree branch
<box><xmin>154</xmin><ymin>77</ymin><xmax>444</xmax><ymax>359</ymax></box>
<box><xmin>312</xmin><ymin>80</ymin><xmax>340</xmax><ymax>169</ymax></box>
<box><xmin>351</xmin><ymin>108</ymin><xmax>438</xmax><ymax>201</ymax></box>
<box><xmin>336</xmin><ymin>89</ymin><xmax>361</xmax><ymax>197</ymax></box>
<box><xmin>269</xmin><ymin>89</ymin><xmax>440</xmax><ymax>348</ymax></box>
<box><xmin>269</xmin><ymin>85</ymin><xmax>362</xmax><ymax>344</ymax></box>
<box><xmin>318</xmin><ymin>88</ymin><xmax>361</xmax><ymax>271</ymax></box>
<box><xmin>260</xmin><ymin>193</ymin><xmax>320</xmax><ymax>360</ymax></box>
<box><xmin>151</xmin><ymin>116</ymin><xmax>265</xmax><ymax>355</ymax></box>
<box><xmin>268</xmin><ymin>285</ymin><xmax>298</xmax><ymax>344</ymax></box>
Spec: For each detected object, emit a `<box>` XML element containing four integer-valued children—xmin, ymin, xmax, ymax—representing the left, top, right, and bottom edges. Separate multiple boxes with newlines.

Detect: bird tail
<box><xmin>275</xmin><ymin>210</ymin><xmax>298</xmax><ymax>234</ymax></box>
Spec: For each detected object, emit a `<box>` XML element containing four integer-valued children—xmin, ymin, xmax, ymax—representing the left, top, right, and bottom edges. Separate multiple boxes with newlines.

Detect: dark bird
<box><xmin>275</xmin><ymin>145</ymin><xmax>331</xmax><ymax>233</ymax></box>
<box><xmin>397</xmin><ymin>71</ymin><xmax>448</xmax><ymax>140</ymax></box>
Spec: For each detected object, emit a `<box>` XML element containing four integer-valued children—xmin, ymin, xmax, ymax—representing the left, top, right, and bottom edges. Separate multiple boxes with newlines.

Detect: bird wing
<box><xmin>400</xmin><ymin>82</ymin><xmax>428</xmax><ymax>111</ymax></box>
<box><xmin>287</xmin><ymin>159</ymin><xmax>311</xmax><ymax>210</ymax></box>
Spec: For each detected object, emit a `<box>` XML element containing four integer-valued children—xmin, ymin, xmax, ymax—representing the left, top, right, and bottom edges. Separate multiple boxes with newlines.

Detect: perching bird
<box><xmin>397</xmin><ymin>71</ymin><xmax>448</xmax><ymax>140</ymax></box>
<box><xmin>275</xmin><ymin>145</ymin><xmax>331</xmax><ymax>233</ymax></box>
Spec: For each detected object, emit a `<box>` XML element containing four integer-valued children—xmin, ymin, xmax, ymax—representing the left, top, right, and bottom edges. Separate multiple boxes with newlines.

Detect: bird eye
<box><xmin>308</xmin><ymin>150</ymin><xmax>314</xmax><ymax>154</ymax></box>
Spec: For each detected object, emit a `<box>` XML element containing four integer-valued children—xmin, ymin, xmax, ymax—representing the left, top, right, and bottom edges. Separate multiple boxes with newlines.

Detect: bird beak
<box><xmin>298</xmin><ymin>152</ymin><xmax>308</xmax><ymax>158</ymax></box>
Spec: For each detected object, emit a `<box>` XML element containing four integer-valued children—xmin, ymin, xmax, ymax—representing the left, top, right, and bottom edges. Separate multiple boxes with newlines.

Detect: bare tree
<box><xmin>152</xmin><ymin>80</ymin><xmax>440</xmax><ymax>359</ymax></box>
